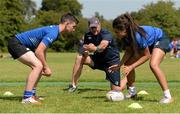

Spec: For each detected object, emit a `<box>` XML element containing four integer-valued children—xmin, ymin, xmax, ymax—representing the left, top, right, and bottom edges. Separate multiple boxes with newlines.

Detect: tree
<box><xmin>0</xmin><ymin>0</ymin><xmax>25</xmax><ymax>50</ymax></box>
<box><xmin>41</xmin><ymin>0</ymin><xmax>82</xmax><ymax>16</ymax></box>
<box><xmin>131</xmin><ymin>1</ymin><xmax>180</xmax><ymax>38</ymax></box>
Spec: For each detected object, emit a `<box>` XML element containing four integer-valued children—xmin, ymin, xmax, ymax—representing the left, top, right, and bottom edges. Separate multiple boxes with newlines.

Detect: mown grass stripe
<box><xmin>0</xmin><ymin>82</ymin><xmax>180</xmax><ymax>87</ymax></box>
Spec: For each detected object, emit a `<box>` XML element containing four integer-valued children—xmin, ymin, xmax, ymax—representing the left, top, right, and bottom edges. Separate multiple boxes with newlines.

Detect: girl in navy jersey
<box><xmin>109</xmin><ymin>13</ymin><xmax>173</xmax><ymax>104</ymax></box>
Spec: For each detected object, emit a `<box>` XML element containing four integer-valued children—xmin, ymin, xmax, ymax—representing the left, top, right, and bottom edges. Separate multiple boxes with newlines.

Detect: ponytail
<box><xmin>113</xmin><ymin>13</ymin><xmax>146</xmax><ymax>55</ymax></box>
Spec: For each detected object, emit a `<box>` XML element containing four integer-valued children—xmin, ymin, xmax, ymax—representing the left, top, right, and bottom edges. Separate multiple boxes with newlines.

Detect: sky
<box><xmin>32</xmin><ymin>0</ymin><xmax>180</xmax><ymax>20</ymax></box>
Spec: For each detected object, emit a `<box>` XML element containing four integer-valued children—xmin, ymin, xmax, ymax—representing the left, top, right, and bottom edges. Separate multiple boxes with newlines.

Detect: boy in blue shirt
<box><xmin>8</xmin><ymin>13</ymin><xmax>79</xmax><ymax>104</ymax></box>
<box><xmin>109</xmin><ymin>13</ymin><xmax>173</xmax><ymax>104</ymax></box>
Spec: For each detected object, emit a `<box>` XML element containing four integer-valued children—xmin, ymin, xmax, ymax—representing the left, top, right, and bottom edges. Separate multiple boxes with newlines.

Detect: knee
<box><xmin>33</xmin><ymin>61</ymin><xmax>43</xmax><ymax>71</ymax></box>
<box><xmin>76</xmin><ymin>55</ymin><xmax>83</xmax><ymax>60</ymax></box>
<box><xmin>75</xmin><ymin>55</ymin><xmax>84</xmax><ymax>64</ymax></box>
<box><xmin>149</xmin><ymin>61</ymin><xmax>158</xmax><ymax>70</ymax></box>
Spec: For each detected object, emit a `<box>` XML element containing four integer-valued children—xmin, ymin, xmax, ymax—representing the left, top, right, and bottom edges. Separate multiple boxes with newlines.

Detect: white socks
<box><xmin>129</xmin><ymin>86</ymin><xmax>136</xmax><ymax>95</ymax></box>
<box><xmin>164</xmin><ymin>89</ymin><xmax>172</xmax><ymax>99</ymax></box>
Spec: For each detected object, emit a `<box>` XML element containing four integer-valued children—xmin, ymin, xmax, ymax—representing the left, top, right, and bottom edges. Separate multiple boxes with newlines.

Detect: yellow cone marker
<box><xmin>128</xmin><ymin>103</ymin><xmax>142</xmax><ymax>109</ymax></box>
<box><xmin>137</xmin><ymin>90</ymin><xmax>149</xmax><ymax>95</ymax></box>
<box><xmin>3</xmin><ymin>91</ymin><xmax>14</xmax><ymax>96</ymax></box>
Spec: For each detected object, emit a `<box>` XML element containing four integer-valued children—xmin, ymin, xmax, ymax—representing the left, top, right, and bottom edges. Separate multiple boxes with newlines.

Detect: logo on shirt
<box><xmin>88</xmin><ymin>36</ymin><xmax>92</xmax><ymax>40</ymax></box>
<box><xmin>47</xmin><ymin>37</ymin><xmax>53</xmax><ymax>42</ymax></box>
<box><xmin>155</xmin><ymin>41</ymin><xmax>160</xmax><ymax>46</ymax></box>
<box><xmin>26</xmin><ymin>48</ymin><xmax>30</xmax><ymax>51</ymax></box>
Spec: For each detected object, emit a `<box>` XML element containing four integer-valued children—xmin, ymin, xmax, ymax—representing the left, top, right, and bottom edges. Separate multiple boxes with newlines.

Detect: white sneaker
<box><xmin>32</xmin><ymin>96</ymin><xmax>44</xmax><ymax>101</ymax></box>
<box><xmin>22</xmin><ymin>96</ymin><xmax>41</xmax><ymax>104</ymax></box>
<box><xmin>159</xmin><ymin>97</ymin><xmax>173</xmax><ymax>104</ymax></box>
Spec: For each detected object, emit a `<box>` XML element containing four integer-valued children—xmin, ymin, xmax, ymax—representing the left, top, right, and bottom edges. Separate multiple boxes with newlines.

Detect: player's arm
<box><xmin>129</xmin><ymin>47</ymin><xmax>151</xmax><ymax>69</ymax></box>
<box><xmin>83</xmin><ymin>40</ymin><xmax>109</xmax><ymax>53</ymax></box>
<box><xmin>95</xmin><ymin>40</ymin><xmax>109</xmax><ymax>52</ymax></box>
<box><xmin>35</xmin><ymin>42</ymin><xmax>51</xmax><ymax>76</ymax></box>
<box><xmin>120</xmin><ymin>47</ymin><xmax>133</xmax><ymax>66</ymax></box>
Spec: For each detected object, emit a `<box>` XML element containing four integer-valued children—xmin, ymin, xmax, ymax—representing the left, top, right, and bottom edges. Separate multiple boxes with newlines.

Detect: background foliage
<box><xmin>0</xmin><ymin>0</ymin><xmax>180</xmax><ymax>52</ymax></box>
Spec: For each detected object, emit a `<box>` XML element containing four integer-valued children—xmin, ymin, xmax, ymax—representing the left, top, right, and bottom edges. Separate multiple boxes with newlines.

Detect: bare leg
<box><xmin>111</xmin><ymin>77</ymin><xmax>128</xmax><ymax>91</ymax></box>
<box><xmin>71</xmin><ymin>54</ymin><xmax>93</xmax><ymax>86</ymax></box>
<box><xmin>18</xmin><ymin>51</ymin><xmax>43</xmax><ymax>91</ymax></box>
<box><xmin>150</xmin><ymin>48</ymin><xmax>169</xmax><ymax>91</ymax></box>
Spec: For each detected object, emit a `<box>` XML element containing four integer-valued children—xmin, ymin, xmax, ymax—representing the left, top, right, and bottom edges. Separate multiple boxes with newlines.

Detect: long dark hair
<box><xmin>112</xmin><ymin>13</ymin><xmax>146</xmax><ymax>54</ymax></box>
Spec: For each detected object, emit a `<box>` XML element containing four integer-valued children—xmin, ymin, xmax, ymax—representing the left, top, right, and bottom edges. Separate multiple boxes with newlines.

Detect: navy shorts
<box><xmin>89</xmin><ymin>55</ymin><xmax>121</xmax><ymax>86</ymax></box>
<box><xmin>149</xmin><ymin>32</ymin><xmax>171</xmax><ymax>53</ymax></box>
<box><xmin>8</xmin><ymin>37</ymin><xmax>31</xmax><ymax>59</ymax></box>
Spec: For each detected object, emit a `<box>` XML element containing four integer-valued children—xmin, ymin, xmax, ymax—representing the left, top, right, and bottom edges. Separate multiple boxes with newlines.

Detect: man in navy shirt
<box><xmin>8</xmin><ymin>13</ymin><xmax>79</xmax><ymax>104</ymax></box>
<box><xmin>68</xmin><ymin>17</ymin><xmax>126</xmax><ymax>93</ymax></box>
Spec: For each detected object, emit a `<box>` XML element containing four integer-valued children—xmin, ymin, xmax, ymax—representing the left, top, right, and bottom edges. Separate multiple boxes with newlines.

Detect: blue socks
<box><xmin>23</xmin><ymin>91</ymin><xmax>33</xmax><ymax>99</ymax></box>
<box><xmin>32</xmin><ymin>88</ymin><xmax>36</xmax><ymax>96</ymax></box>
<box><xmin>23</xmin><ymin>88</ymin><xmax>36</xmax><ymax>99</ymax></box>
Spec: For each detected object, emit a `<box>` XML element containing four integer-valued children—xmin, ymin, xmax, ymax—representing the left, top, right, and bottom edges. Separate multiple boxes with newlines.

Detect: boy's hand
<box><xmin>42</xmin><ymin>66</ymin><xmax>52</xmax><ymax>77</ymax></box>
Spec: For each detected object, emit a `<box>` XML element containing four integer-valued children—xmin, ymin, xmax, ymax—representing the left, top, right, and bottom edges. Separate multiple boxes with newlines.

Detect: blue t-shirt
<box><xmin>84</xmin><ymin>29</ymin><xmax>120</xmax><ymax>65</ymax></box>
<box><xmin>15</xmin><ymin>25</ymin><xmax>59</xmax><ymax>50</ymax></box>
<box><xmin>123</xmin><ymin>26</ymin><xmax>163</xmax><ymax>49</ymax></box>
<box><xmin>136</xmin><ymin>26</ymin><xmax>163</xmax><ymax>49</ymax></box>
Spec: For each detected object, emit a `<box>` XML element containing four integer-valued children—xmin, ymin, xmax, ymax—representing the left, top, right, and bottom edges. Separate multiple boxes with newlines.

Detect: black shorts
<box><xmin>149</xmin><ymin>32</ymin><xmax>171</xmax><ymax>53</ymax></box>
<box><xmin>89</xmin><ymin>55</ymin><xmax>121</xmax><ymax>86</ymax></box>
<box><xmin>8</xmin><ymin>37</ymin><xmax>31</xmax><ymax>59</ymax></box>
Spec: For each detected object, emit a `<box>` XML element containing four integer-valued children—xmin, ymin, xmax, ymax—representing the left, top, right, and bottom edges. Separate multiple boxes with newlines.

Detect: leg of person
<box><xmin>124</xmin><ymin>55</ymin><xmax>141</xmax><ymax>98</ymax></box>
<box><xmin>68</xmin><ymin>54</ymin><xmax>94</xmax><ymax>92</ymax></box>
<box><xmin>150</xmin><ymin>48</ymin><xmax>173</xmax><ymax>104</ymax></box>
<box><xmin>32</xmin><ymin>75</ymin><xmax>44</xmax><ymax>101</ymax></box>
<box><xmin>8</xmin><ymin>38</ymin><xmax>42</xmax><ymax>104</ymax></box>
<box><xmin>18</xmin><ymin>51</ymin><xmax>43</xmax><ymax>104</ymax></box>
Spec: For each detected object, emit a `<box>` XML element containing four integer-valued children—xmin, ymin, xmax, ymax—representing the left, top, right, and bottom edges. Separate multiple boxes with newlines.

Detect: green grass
<box><xmin>0</xmin><ymin>53</ymin><xmax>180</xmax><ymax>113</ymax></box>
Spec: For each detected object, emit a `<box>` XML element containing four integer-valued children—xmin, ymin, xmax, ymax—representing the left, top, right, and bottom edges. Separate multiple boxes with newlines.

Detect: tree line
<box><xmin>0</xmin><ymin>0</ymin><xmax>180</xmax><ymax>52</ymax></box>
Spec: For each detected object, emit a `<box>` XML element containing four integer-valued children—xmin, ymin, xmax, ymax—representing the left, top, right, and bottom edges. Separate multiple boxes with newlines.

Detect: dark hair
<box><xmin>112</xmin><ymin>13</ymin><xmax>146</xmax><ymax>53</ymax></box>
<box><xmin>60</xmin><ymin>13</ymin><xmax>79</xmax><ymax>24</ymax></box>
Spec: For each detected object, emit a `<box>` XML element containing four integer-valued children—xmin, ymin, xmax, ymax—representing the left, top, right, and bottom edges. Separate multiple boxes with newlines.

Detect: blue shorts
<box><xmin>89</xmin><ymin>55</ymin><xmax>121</xmax><ymax>86</ymax></box>
<box><xmin>149</xmin><ymin>32</ymin><xmax>171</xmax><ymax>53</ymax></box>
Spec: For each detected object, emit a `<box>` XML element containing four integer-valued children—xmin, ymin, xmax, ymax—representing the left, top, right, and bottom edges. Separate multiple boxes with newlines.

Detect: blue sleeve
<box><xmin>136</xmin><ymin>33</ymin><xmax>148</xmax><ymax>49</ymax></box>
<box><xmin>42</xmin><ymin>33</ymin><xmax>58</xmax><ymax>47</ymax></box>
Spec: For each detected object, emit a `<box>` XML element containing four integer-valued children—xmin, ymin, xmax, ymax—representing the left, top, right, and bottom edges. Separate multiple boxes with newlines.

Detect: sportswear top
<box><xmin>16</xmin><ymin>25</ymin><xmax>59</xmax><ymax>50</ymax></box>
<box><xmin>84</xmin><ymin>29</ymin><xmax>120</xmax><ymax>65</ymax></box>
<box><xmin>123</xmin><ymin>26</ymin><xmax>164</xmax><ymax>49</ymax></box>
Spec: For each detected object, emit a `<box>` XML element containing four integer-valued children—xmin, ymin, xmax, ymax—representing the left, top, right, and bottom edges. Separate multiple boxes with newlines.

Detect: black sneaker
<box><xmin>68</xmin><ymin>84</ymin><xmax>77</xmax><ymax>92</ymax></box>
<box><xmin>125</xmin><ymin>93</ymin><xmax>137</xmax><ymax>99</ymax></box>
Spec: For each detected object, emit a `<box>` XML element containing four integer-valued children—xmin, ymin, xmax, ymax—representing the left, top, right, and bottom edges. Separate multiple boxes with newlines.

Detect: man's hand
<box><xmin>83</xmin><ymin>43</ymin><xmax>97</xmax><ymax>52</ymax></box>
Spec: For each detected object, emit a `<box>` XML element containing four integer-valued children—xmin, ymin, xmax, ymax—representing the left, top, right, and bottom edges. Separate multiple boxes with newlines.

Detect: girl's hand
<box><xmin>123</xmin><ymin>65</ymin><xmax>134</xmax><ymax>76</ymax></box>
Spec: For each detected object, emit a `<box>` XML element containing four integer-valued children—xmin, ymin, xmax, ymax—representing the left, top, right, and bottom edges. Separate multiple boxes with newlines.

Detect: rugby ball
<box><xmin>106</xmin><ymin>90</ymin><xmax>124</xmax><ymax>101</ymax></box>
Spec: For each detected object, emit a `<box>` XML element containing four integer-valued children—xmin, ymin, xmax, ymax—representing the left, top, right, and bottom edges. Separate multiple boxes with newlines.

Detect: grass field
<box><xmin>0</xmin><ymin>53</ymin><xmax>180</xmax><ymax>113</ymax></box>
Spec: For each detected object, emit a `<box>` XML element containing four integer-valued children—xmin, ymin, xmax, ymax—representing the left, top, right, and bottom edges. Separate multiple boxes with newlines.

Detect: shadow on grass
<box><xmin>0</xmin><ymin>96</ymin><xmax>22</xmax><ymax>101</ymax></box>
<box><xmin>77</xmin><ymin>88</ymin><xmax>106</xmax><ymax>93</ymax></box>
<box><xmin>83</xmin><ymin>96</ymin><xmax>105</xmax><ymax>99</ymax></box>
<box><xmin>131</xmin><ymin>96</ymin><xmax>159</xmax><ymax>102</ymax></box>
<box><xmin>63</xmin><ymin>88</ymin><xmax>106</xmax><ymax>93</ymax></box>
<box><xmin>0</xmin><ymin>96</ymin><xmax>46</xmax><ymax>102</ymax></box>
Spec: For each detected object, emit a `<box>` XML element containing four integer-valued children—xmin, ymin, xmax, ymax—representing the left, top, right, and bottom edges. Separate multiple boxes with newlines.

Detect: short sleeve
<box><xmin>101</xmin><ymin>29</ymin><xmax>113</xmax><ymax>42</ymax></box>
<box><xmin>42</xmin><ymin>32</ymin><xmax>58</xmax><ymax>47</ymax></box>
<box><xmin>136</xmin><ymin>32</ymin><xmax>148</xmax><ymax>49</ymax></box>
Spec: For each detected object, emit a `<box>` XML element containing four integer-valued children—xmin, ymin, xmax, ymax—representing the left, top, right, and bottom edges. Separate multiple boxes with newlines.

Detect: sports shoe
<box><xmin>68</xmin><ymin>84</ymin><xmax>77</xmax><ymax>92</ymax></box>
<box><xmin>125</xmin><ymin>93</ymin><xmax>137</xmax><ymax>99</ymax></box>
<box><xmin>22</xmin><ymin>96</ymin><xmax>41</xmax><ymax>104</ymax></box>
<box><xmin>159</xmin><ymin>97</ymin><xmax>174</xmax><ymax>104</ymax></box>
<box><xmin>32</xmin><ymin>96</ymin><xmax>44</xmax><ymax>101</ymax></box>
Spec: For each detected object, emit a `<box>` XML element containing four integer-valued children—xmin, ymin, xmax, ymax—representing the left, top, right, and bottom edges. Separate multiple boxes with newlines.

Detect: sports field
<box><xmin>0</xmin><ymin>53</ymin><xmax>180</xmax><ymax>113</ymax></box>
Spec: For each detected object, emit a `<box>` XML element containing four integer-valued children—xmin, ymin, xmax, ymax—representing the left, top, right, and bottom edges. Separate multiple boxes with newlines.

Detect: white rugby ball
<box><xmin>106</xmin><ymin>90</ymin><xmax>124</xmax><ymax>101</ymax></box>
